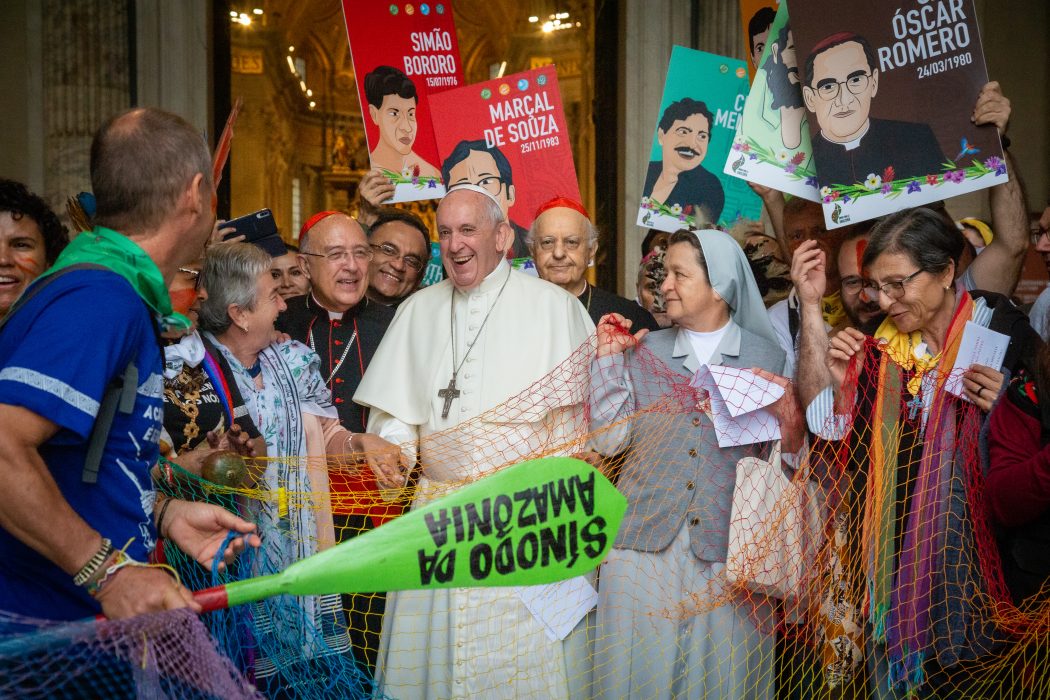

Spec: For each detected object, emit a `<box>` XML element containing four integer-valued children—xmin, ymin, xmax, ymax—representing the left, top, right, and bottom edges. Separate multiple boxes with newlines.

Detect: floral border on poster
<box><xmin>729</xmin><ymin>135</ymin><xmax>817</xmax><ymax>186</ymax></box>
<box><xmin>818</xmin><ymin>154</ymin><xmax>1007</xmax><ymax>206</ymax></box>
<box><xmin>638</xmin><ymin>198</ymin><xmax>701</xmax><ymax>229</ymax></box>
<box><xmin>381</xmin><ymin>167</ymin><xmax>443</xmax><ymax>191</ymax></box>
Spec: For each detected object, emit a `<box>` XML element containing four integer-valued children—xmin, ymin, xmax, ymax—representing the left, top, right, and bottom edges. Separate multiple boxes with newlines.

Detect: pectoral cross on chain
<box><xmin>439</xmin><ymin>376</ymin><xmax>461</xmax><ymax>419</ymax></box>
<box><xmin>907</xmin><ymin>393</ymin><xmax>924</xmax><ymax>421</ymax></box>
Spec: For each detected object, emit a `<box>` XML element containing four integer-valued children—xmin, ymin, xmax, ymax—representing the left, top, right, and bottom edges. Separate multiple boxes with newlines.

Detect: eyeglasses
<box><xmin>300</xmin><ymin>247</ymin><xmax>374</xmax><ymax>265</ymax></box>
<box><xmin>370</xmin><ymin>242</ymin><xmax>425</xmax><ymax>272</ymax></box>
<box><xmin>178</xmin><ymin>267</ymin><xmax>202</xmax><ymax>290</ymax></box>
<box><xmin>536</xmin><ymin>236</ymin><xmax>585</xmax><ymax>252</ymax></box>
<box><xmin>840</xmin><ymin>276</ymin><xmax>878</xmax><ymax>294</ymax></box>
<box><xmin>457</xmin><ymin>175</ymin><xmax>504</xmax><ymax>196</ymax></box>
<box><xmin>811</xmin><ymin>72</ymin><xmax>872</xmax><ymax>101</ymax></box>
<box><xmin>875</xmin><ymin>269</ymin><xmax>924</xmax><ymax>299</ymax></box>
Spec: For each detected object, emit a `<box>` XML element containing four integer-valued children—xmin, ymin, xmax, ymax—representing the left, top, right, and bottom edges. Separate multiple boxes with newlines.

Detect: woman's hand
<box><xmin>175</xmin><ymin>424</ymin><xmax>258</xmax><ymax>472</ymax></box>
<box><xmin>597</xmin><ymin>313</ymin><xmax>648</xmax><ymax>357</ymax></box>
<box><xmin>205</xmin><ymin>423</ymin><xmax>260</xmax><ymax>458</ymax></box>
<box><xmin>751</xmin><ymin>367</ymin><xmax>805</xmax><ymax>454</ymax></box>
<box><xmin>159</xmin><ymin>498</ymin><xmax>261</xmax><ymax>572</ymax></box>
<box><xmin>962</xmin><ymin>363</ymin><xmax>1004</xmax><ymax>412</ymax></box>
<box><xmin>355</xmin><ymin>433</ymin><xmax>410</xmax><ymax>489</ymax></box>
<box><xmin>827</xmin><ymin>328</ymin><xmax>866</xmax><ymax>388</ymax></box>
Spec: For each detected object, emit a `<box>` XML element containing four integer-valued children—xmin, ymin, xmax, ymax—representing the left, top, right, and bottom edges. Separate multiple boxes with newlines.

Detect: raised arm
<box><xmin>356</xmin><ymin>169</ymin><xmax>397</xmax><ymax>229</ymax></box>
<box><xmin>588</xmin><ymin>313</ymin><xmax>647</xmax><ymax>456</ymax></box>
<box><xmin>966</xmin><ymin>82</ymin><xmax>1027</xmax><ymax>296</ymax></box>
<box><xmin>791</xmin><ymin>240</ymin><xmax>834</xmax><ymax>408</ymax></box>
<box><xmin>749</xmin><ymin>182</ymin><xmax>789</xmax><ymax>261</ymax></box>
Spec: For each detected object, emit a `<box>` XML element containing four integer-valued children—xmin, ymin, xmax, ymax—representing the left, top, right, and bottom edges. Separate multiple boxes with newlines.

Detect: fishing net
<box><xmin>2</xmin><ymin>327</ymin><xmax>1048</xmax><ymax>698</ymax></box>
<box><xmin>0</xmin><ymin>608</ymin><xmax>259</xmax><ymax>699</ymax></box>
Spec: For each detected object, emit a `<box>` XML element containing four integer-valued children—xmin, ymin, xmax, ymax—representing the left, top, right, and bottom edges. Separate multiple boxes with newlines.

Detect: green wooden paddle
<box><xmin>194</xmin><ymin>456</ymin><xmax>626</xmax><ymax>611</ymax></box>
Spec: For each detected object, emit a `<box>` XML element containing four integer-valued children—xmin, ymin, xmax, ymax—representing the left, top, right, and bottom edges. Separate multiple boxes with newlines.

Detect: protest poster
<box><xmin>341</xmin><ymin>0</ymin><xmax>463</xmax><ymax>203</ymax></box>
<box><xmin>429</xmin><ymin>64</ymin><xmax>581</xmax><ymax>256</ymax></box>
<box><xmin>740</xmin><ymin>0</ymin><xmax>780</xmax><ymax>84</ymax></box>
<box><xmin>637</xmin><ymin>46</ymin><xmax>762</xmax><ymax>234</ymax></box>
<box><xmin>421</xmin><ymin>241</ymin><xmax>444</xmax><ymax>287</ymax></box>
<box><xmin>724</xmin><ymin>2</ymin><xmax>821</xmax><ymax>202</ymax></box>
<box><xmin>790</xmin><ymin>0</ymin><xmax>1007</xmax><ymax>229</ymax></box>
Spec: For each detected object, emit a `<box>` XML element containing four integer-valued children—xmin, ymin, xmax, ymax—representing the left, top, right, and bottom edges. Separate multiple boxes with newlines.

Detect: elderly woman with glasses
<box><xmin>198</xmin><ymin>241</ymin><xmax>397</xmax><ymax>691</ymax></box>
<box><xmin>799</xmin><ymin>207</ymin><xmax>1042</xmax><ymax>699</ymax></box>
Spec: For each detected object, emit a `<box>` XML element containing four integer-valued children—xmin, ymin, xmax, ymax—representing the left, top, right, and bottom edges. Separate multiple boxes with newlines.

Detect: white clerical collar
<box><xmin>310</xmin><ymin>293</ymin><xmax>344</xmax><ymax>320</ymax></box>
<box><xmin>822</xmin><ymin>120</ymin><xmax>870</xmax><ymax>151</ymax></box>
<box><xmin>458</xmin><ymin>258</ymin><xmax>511</xmax><ymax>297</ymax></box>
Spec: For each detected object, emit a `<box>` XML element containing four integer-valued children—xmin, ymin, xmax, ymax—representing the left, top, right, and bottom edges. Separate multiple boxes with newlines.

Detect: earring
<box><xmin>240</xmin><ymin>324</ymin><xmax>249</xmax><ymax>333</ymax></box>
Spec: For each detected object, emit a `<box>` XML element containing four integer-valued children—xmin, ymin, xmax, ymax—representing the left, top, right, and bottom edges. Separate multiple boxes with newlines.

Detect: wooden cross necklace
<box><xmin>439</xmin><ymin>266</ymin><xmax>512</xmax><ymax>419</ymax></box>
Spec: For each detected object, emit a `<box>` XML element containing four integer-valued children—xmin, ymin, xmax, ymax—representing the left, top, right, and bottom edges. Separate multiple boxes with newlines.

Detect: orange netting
<box><xmin>3</xmin><ymin>328</ymin><xmax>1048</xmax><ymax>699</ymax></box>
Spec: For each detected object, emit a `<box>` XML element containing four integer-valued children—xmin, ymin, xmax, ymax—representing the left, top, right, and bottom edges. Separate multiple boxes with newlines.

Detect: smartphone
<box><xmin>222</xmin><ymin>208</ymin><xmax>287</xmax><ymax>257</ymax></box>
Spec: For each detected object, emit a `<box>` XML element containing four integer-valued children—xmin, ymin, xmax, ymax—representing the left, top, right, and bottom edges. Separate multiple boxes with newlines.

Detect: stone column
<box><xmin>135</xmin><ymin>0</ymin><xmax>211</xmax><ymax>130</ymax></box>
<box><xmin>41</xmin><ymin>0</ymin><xmax>131</xmax><ymax>212</ymax></box>
<box><xmin>616</xmin><ymin>0</ymin><xmax>692</xmax><ymax>294</ymax></box>
<box><xmin>0</xmin><ymin>0</ymin><xmax>45</xmax><ymax>192</ymax></box>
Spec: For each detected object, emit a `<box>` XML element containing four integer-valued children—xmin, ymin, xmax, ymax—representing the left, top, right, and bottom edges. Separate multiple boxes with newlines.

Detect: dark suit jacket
<box><xmin>275</xmin><ymin>294</ymin><xmax>394</xmax><ymax>431</ymax></box>
<box><xmin>643</xmin><ymin>160</ymin><xmax>725</xmax><ymax>224</ymax></box>
<box><xmin>813</xmin><ymin>117</ymin><xmax>946</xmax><ymax>188</ymax></box>
<box><xmin>276</xmin><ymin>294</ymin><xmax>395</xmax><ymax>523</ymax></box>
<box><xmin>579</xmin><ymin>283</ymin><xmax>660</xmax><ymax>333</ymax></box>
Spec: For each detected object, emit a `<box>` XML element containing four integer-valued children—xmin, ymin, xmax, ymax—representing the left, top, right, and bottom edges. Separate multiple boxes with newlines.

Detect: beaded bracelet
<box><xmin>73</xmin><ymin>538</ymin><xmax>114</xmax><ymax>587</ymax></box>
<box><xmin>85</xmin><ymin>550</ymin><xmax>132</xmax><ymax>597</ymax></box>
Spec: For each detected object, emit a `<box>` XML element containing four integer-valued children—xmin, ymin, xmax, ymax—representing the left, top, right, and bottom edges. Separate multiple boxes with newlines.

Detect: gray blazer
<box><xmin>589</xmin><ymin>322</ymin><xmax>786</xmax><ymax>563</ymax></box>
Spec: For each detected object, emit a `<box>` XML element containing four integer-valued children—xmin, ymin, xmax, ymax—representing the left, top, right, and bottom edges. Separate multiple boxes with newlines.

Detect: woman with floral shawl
<box><xmin>198</xmin><ymin>242</ymin><xmax>375</xmax><ymax>694</ymax></box>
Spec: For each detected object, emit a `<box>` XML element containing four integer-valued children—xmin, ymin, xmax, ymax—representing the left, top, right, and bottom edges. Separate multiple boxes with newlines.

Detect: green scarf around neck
<box><xmin>49</xmin><ymin>226</ymin><xmax>191</xmax><ymax>332</ymax></box>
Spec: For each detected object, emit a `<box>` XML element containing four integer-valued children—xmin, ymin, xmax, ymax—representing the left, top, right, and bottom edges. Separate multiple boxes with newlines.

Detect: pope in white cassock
<box><xmin>354</xmin><ymin>185</ymin><xmax>596</xmax><ymax>699</ymax></box>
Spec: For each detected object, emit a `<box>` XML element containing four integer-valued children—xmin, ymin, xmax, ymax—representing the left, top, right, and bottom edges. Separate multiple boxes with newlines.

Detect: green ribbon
<box><xmin>870</xmin><ymin>364</ymin><xmax>902</xmax><ymax>644</ymax></box>
<box><xmin>49</xmin><ymin>226</ymin><xmax>191</xmax><ymax>332</ymax></box>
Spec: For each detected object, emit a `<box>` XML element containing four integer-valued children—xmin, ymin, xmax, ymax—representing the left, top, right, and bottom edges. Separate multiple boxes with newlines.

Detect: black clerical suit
<box><xmin>812</xmin><ymin>117</ymin><xmax>947</xmax><ymax>188</ymax></box>
<box><xmin>577</xmin><ymin>283</ymin><xmax>661</xmax><ymax>332</ymax></box>
<box><xmin>276</xmin><ymin>294</ymin><xmax>394</xmax><ymax>678</ymax></box>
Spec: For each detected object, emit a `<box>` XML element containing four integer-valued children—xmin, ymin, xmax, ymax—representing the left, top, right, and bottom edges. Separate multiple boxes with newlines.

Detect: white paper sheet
<box><xmin>703</xmin><ymin>365</ymin><xmax>785</xmax><ymax>417</ymax></box>
<box><xmin>516</xmin><ymin>576</ymin><xmax>597</xmax><ymax>642</ymax></box>
<box><xmin>691</xmin><ymin>365</ymin><xmax>784</xmax><ymax>447</ymax></box>
<box><xmin>945</xmin><ymin>321</ymin><xmax>1009</xmax><ymax>401</ymax></box>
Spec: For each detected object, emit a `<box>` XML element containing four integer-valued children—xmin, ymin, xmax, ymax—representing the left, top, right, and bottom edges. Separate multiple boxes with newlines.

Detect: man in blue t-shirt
<box><xmin>0</xmin><ymin>108</ymin><xmax>259</xmax><ymax>621</ymax></box>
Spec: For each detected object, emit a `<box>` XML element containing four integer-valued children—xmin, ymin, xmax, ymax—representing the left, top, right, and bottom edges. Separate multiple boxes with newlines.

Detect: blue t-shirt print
<box><xmin>0</xmin><ymin>269</ymin><xmax>165</xmax><ymax>620</ymax></box>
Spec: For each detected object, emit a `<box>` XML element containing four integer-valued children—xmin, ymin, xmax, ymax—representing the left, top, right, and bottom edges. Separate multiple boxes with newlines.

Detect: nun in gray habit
<box><xmin>588</xmin><ymin>228</ymin><xmax>792</xmax><ymax>700</ymax></box>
